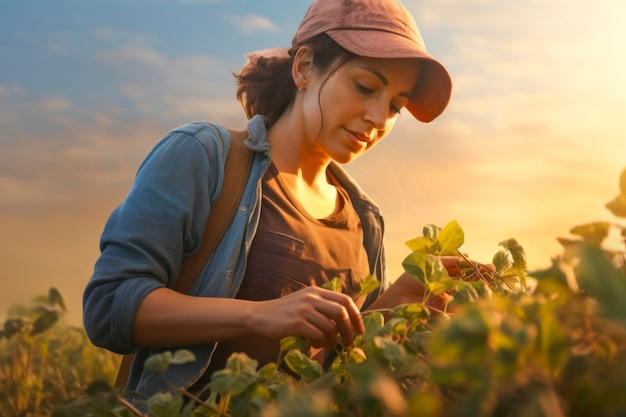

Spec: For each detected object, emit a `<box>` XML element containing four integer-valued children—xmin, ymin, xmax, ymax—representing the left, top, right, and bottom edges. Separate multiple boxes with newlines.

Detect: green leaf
<box><xmin>144</xmin><ymin>351</ymin><xmax>174</xmax><ymax>373</ymax></box>
<box><xmin>430</xmin><ymin>363</ymin><xmax>488</xmax><ymax>386</ymax></box>
<box><xmin>498</xmin><ymin>238</ymin><xmax>527</xmax><ymax>271</ymax></box>
<box><xmin>498</xmin><ymin>315</ymin><xmax>532</xmax><ymax>377</ymax></box>
<box><xmin>428</xmin><ymin>278</ymin><xmax>461</xmax><ymax>297</ymax></box>
<box><xmin>391</xmin><ymin>303</ymin><xmax>429</xmax><ymax>322</ymax></box>
<box><xmin>402</xmin><ymin>253</ymin><xmax>449</xmax><ymax>285</ymax></box>
<box><xmin>280</xmin><ymin>336</ymin><xmax>310</xmax><ymax>353</ymax></box>
<box><xmin>145</xmin><ymin>392</ymin><xmax>185</xmax><ymax>417</ymax></box>
<box><xmin>226</xmin><ymin>352</ymin><xmax>259</xmax><ymax>375</ymax></box>
<box><xmin>209</xmin><ymin>353</ymin><xmax>259</xmax><ymax>395</ymax></box>
<box><xmin>385</xmin><ymin>317</ymin><xmax>408</xmax><ymax>338</ymax></box>
<box><xmin>180</xmin><ymin>399</ymin><xmax>195</xmax><ymax>417</ymax></box>
<box><xmin>2</xmin><ymin>318</ymin><xmax>32</xmax><ymax>338</ymax></box>
<box><xmin>436</xmin><ymin>220</ymin><xmax>465</xmax><ymax>255</ymax></box>
<box><xmin>169</xmin><ymin>349</ymin><xmax>196</xmax><ymax>365</ymax></box>
<box><xmin>498</xmin><ymin>269</ymin><xmax>526</xmax><ymax>293</ymax></box>
<box><xmin>604</xmin><ymin>166</ymin><xmax>626</xmax><ymax>216</ymax></box>
<box><xmin>373</xmin><ymin>336</ymin><xmax>410</xmax><ymax>370</ymax></box>
<box><xmin>606</xmin><ymin>193</ymin><xmax>626</xmax><ymax>217</ymax></box>
<box><xmin>142</xmin><ymin>349</ymin><xmax>196</xmax><ymax>373</ymax></box>
<box><xmin>492</xmin><ymin>249</ymin><xmax>513</xmax><ymax>274</ymax></box>
<box><xmin>539</xmin><ymin>311</ymin><xmax>569</xmax><ymax>372</ymax></box>
<box><xmin>306</xmin><ymin>369</ymin><xmax>340</xmax><ymax>391</ymax></box>
<box><xmin>347</xmin><ymin>347</ymin><xmax>367</xmax><ymax>364</ymax></box>
<box><xmin>570</xmin><ymin>222</ymin><xmax>611</xmax><ymax>245</ymax></box>
<box><xmin>578</xmin><ymin>245</ymin><xmax>626</xmax><ymax>322</ymax></box>
<box><xmin>357</xmin><ymin>274</ymin><xmax>380</xmax><ymax>299</ymax></box>
<box><xmin>430</xmin><ymin>307</ymin><xmax>489</xmax><ymax>363</ymax></box>
<box><xmin>402</xmin><ymin>252</ymin><xmax>428</xmax><ymax>285</ymax></box>
<box><xmin>423</xmin><ymin>224</ymin><xmax>440</xmax><ymax>240</ymax></box>
<box><xmin>363</xmin><ymin>311</ymin><xmax>385</xmax><ymax>335</ymax></box>
<box><xmin>405</xmin><ymin>236</ymin><xmax>436</xmax><ymax>254</ymax></box>
<box><xmin>30</xmin><ymin>309</ymin><xmax>59</xmax><ymax>336</ymax></box>
<box><xmin>257</xmin><ymin>361</ymin><xmax>278</xmax><ymax>379</ymax></box>
<box><xmin>530</xmin><ymin>258</ymin><xmax>578</xmax><ymax>295</ymax></box>
<box><xmin>407</xmin><ymin>391</ymin><xmax>442</xmax><ymax>417</ymax></box>
<box><xmin>323</xmin><ymin>276</ymin><xmax>343</xmax><ymax>293</ymax></box>
<box><xmin>283</xmin><ymin>350</ymin><xmax>324</xmax><ymax>383</ymax></box>
<box><xmin>463</xmin><ymin>280</ymin><xmax>489</xmax><ymax>300</ymax></box>
<box><xmin>424</xmin><ymin>255</ymin><xmax>450</xmax><ymax>284</ymax></box>
<box><xmin>48</xmin><ymin>287</ymin><xmax>67</xmax><ymax>311</ymax></box>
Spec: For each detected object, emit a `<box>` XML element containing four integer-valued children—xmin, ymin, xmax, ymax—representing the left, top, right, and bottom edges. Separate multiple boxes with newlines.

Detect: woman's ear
<box><xmin>292</xmin><ymin>46</ymin><xmax>314</xmax><ymax>90</ymax></box>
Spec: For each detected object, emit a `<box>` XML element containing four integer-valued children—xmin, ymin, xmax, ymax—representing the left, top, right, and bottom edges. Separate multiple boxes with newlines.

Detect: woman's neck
<box><xmin>268</xmin><ymin>111</ymin><xmax>338</xmax><ymax>219</ymax></box>
<box><xmin>267</xmin><ymin>110</ymin><xmax>330</xmax><ymax>186</ymax></box>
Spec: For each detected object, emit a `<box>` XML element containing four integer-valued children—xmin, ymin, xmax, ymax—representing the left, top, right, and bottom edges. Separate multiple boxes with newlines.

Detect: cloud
<box><xmin>91</xmin><ymin>27</ymin><xmax>159</xmax><ymax>46</ymax></box>
<box><xmin>177</xmin><ymin>0</ymin><xmax>225</xmax><ymax>3</ymax></box>
<box><xmin>0</xmin><ymin>42</ymin><xmax>242</xmax><ymax>212</ymax></box>
<box><xmin>225</xmin><ymin>13</ymin><xmax>280</xmax><ymax>35</ymax></box>
<box><xmin>96</xmin><ymin>45</ymin><xmax>166</xmax><ymax>67</ymax></box>
<box><xmin>0</xmin><ymin>83</ymin><xmax>25</xmax><ymax>97</ymax></box>
<box><xmin>42</xmin><ymin>31</ymin><xmax>78</xmax><ymax>56</ymax></box>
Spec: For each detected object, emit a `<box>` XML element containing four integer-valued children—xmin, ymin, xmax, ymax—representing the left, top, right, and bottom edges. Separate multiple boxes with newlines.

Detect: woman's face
<box><xmin>301</xmin><ymin>56</ymin><xmax>421</xmax><ymax>164</ymax></box>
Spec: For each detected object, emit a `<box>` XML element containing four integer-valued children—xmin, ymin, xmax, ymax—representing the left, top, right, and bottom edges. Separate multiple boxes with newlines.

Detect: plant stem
<box><xmin>179</xmin><ymin>387</ymin><xmax>223</xmax><ymax>414</ymax></box>
<box><xmin>360</xmin><ymin>308</ymin><xmax>392</xmax><ymax>316</ymax></box>
<box><xmin>117</xmin><ymin>394</ymin><xmax>148</xmax><ymax>417</ymax></box>
<box><xmin>455</xmin><ymin>250</ymin><xmax>519</xmax><ymax>291</ymax></box>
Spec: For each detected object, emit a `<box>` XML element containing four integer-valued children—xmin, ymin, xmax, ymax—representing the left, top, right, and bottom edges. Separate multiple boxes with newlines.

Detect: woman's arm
<box><xmin>365</xmin><ymin>257</ymin><xmax>468</xmax><ymax>314</ymax></box>
<box><xmin>132</xmin><ymin>285</ymin><xmax>365</xmax><ymax>350</ymax></box>
<box><xmin>83</xmin><ymin>129</ymin><xmax>223</xmax><ymax>354</ymax></box>
<box><xmin>365</xmin><ymin>256</ymin><xmax>494</xmax><ymax>316</ymax></box>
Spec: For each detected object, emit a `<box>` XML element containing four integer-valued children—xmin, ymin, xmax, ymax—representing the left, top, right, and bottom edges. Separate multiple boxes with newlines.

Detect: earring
<box><xmin>298</xmin><ymin>87</ymin><xmax>302</xmax><ymax>92</ymax></box>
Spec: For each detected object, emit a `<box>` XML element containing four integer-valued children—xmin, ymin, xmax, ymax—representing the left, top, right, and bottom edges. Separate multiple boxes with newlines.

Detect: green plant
<box><xmin>0</xmin><ymin>288</ymin><xmax>122</xmax><ymax>417</ymax></box>
<box><xmin>119</xmin><ymin>218</ymin><xmax>532</xmax><ymax>417</ymax></box>
<box><xmin>75</xmin><ymin>167</ymin><xmax>626</xmax><ymax>416</ymax></box>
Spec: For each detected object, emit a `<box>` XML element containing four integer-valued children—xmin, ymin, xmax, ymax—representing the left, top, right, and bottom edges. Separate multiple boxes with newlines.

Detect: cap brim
<box><xmin>327</xmin><ymin>30</ymin><xmax>452</xmax><ymax>123</ymax></box>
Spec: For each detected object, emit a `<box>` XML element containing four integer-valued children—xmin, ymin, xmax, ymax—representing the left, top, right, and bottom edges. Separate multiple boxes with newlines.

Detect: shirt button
<box><xmin>240</xmin><ymin>205</ymin><xmax>247</xmax><ymax>212</ymax></box>
<box><xmin>226</xmin><ymin>270</ymin><xmax>233</xmax><ymax>277</ymax></box>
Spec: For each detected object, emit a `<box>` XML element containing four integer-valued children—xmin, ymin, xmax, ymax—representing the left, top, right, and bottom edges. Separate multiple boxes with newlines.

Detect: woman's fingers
<box><xmin>439</xmin><ymin>256</ymin><xmax>463</xmax><ymax>277</ymax></box>
<box><xmin>298</xmin><ymin>311</ymin><xmax>337</xmax><ymax>348</ymax></box>
<box><xmin>311</xmin><ymin>292</ymin><xmax>362</xmax><ymax>347</ymax></box>
<box><xmin>255</xmin><ymin>286</ymin><xmax>363</xmax><ymax>348</ymax></box>
<box><xmin>307</xmin><ymin>287</ymin><xmax>363</xmax><ymax>347</ymax></box>
<box><xmin>439</xmin><ymin>256</ymin><xmax>495</xmax><ymax>280</ymax></box>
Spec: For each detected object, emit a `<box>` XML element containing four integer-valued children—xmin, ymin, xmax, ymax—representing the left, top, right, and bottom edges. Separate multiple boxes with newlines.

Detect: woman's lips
<box><xmin>345</xmin><ymin>128</ymin><xmax>371</xmax><ymax>150</ymax></box>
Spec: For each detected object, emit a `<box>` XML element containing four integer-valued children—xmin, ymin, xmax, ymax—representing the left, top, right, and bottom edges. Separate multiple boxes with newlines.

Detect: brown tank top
<box><xmin>204</xmin><ymin>162</ymin><xmax>370</xmax><ymax>376</ymax></box>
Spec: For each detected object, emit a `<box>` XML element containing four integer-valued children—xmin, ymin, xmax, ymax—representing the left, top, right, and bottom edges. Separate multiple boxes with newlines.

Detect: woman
<box><xmin>83</xmin><ymin>0</ymin><xmax>453</xmax><ymax>401</ymax></box>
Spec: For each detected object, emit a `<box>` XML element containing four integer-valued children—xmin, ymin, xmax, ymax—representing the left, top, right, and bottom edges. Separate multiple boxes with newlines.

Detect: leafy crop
<box><xmin>0</xmin><ymin>288</ymin><xmax>121</xmax><ymax>417</ymax></box>
<box><xmin>4</xmin><ymin>167</ymin><xmax>626</xmax><ymax>417</ymax></box>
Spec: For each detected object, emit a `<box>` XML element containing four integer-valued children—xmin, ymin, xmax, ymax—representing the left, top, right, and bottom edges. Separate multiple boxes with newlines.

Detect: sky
<box><xmin>1</xmin><ymin>0</ymin><xmax>625</xmax><ymax>325</ymax></box>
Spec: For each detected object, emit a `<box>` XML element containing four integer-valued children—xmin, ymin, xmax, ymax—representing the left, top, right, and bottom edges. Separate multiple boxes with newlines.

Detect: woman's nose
<box><xmin>363</xmin><ymin>100</ymin><xmax>389</xmax><ymax>130</ymax></box>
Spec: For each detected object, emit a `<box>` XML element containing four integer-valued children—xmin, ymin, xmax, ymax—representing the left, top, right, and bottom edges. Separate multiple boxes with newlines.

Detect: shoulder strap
<box><xmin>114</xmin><ymin>125</ymin><xmax>253</xmax><ymax>391</ymax></box>
<box><xmin>173</xmin><ymin>126</ymin><xmax>254</xmax><ymax>294</ymax></box>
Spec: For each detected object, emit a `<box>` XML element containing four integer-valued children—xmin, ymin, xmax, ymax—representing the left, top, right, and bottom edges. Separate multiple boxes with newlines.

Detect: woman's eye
<box><xmin>356</xmin><ymin>83</ymin><xmax>374</xmax><ymax>94</ymax></box>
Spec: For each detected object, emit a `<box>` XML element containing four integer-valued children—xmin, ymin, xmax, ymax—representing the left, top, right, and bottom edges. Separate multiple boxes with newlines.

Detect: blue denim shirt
<box><xmin>83</xmin><ymin>114</ymin><xmax>389</xmax><ymax>399</ymax></box>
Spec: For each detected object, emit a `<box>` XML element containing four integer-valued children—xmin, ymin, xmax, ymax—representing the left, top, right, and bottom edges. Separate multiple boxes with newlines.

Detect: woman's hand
<box><xmin>441</xmin><ymin>255</ymin><xmax>496</xmax><ymax>282</ymax></box>
<box><xmin>249</xmin><ymin>286</ymin><xmax>365</xmax><ymax>349</ymax></box>
<box><xmin>365</xmin><ymin>256</ymin><xmax>495</xmax><ymax>317</ymax></box>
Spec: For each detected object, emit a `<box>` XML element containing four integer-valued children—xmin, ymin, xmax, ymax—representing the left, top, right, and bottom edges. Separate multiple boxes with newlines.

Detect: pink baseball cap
<box><xmin>294</xmin><ymin>0</ymin><xmax>452</xmax><ymax>123</ymax></box>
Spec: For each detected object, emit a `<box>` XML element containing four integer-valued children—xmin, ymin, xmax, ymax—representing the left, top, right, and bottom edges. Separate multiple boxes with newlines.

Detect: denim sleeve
<box><xmin>82</xmin><ymin>127</ymin><xmax>226</xmax><ymax>354</ymax></box>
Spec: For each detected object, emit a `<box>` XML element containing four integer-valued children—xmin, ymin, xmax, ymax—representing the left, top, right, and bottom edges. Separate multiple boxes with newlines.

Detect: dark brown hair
<box><xmin>235</xmin><ymin>34</ymin><xmax>354</xmax><ymax>127</ymax></box>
